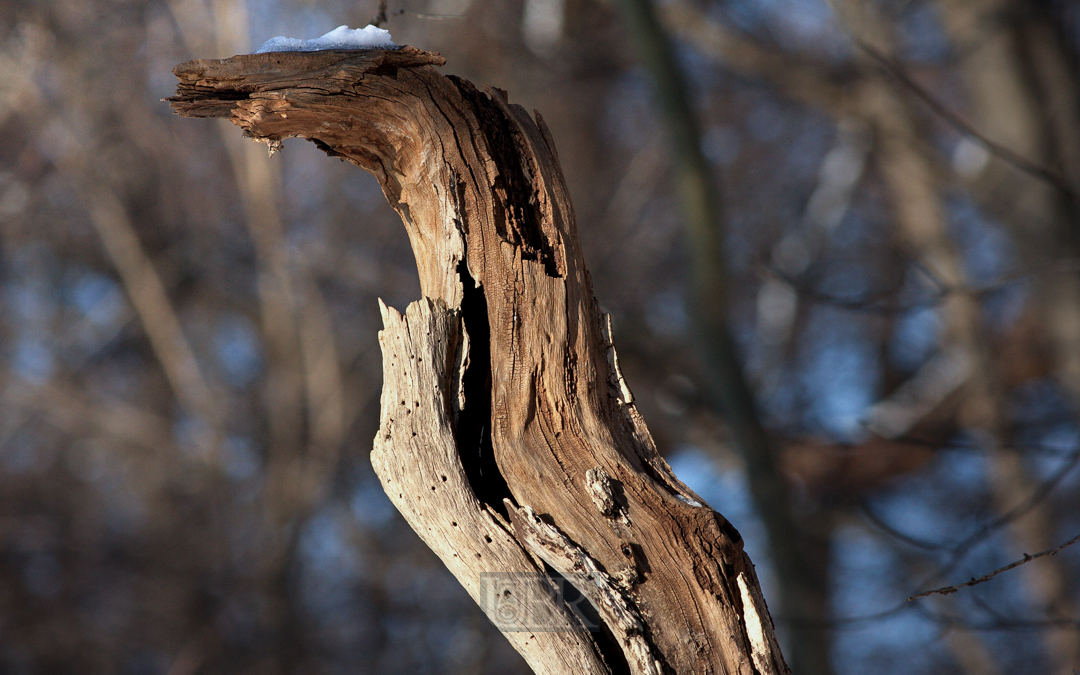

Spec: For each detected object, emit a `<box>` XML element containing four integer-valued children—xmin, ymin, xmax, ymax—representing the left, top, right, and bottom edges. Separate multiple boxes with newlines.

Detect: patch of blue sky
<box><xmin>666</xmin><ymin>446</ymin><xmax>778</xmax><ymax>602</ymax></box>
<box><xmin>350</xmin><ymin>479</ymin><xmax>397</xmax><ymax>530</ymax></box>
<box><xmin>947</xmin><ymin>195</ymin><xmax>1016</xmax><ymax>285</ymax></box>
<box><xmin>299</xmin><ymin>506</ymin><xmax>367</xmax><ymax>612</ymax></box>
<box><xmin>1026</xmin><ymin>430</ymin><xmax>1080</xmax><ymax>493</ymax></box>
<box><xmin>214</xmin><ymin>314</ymin><xmax>262</xmax><ymax>388</ymax></box>
<box><xmin>13</xmin><ymin>336</ymin><xmax>53</xmax><ymax>384</ymax></box>
<box><xmin>832</xmin><ymin>524</ymin><xmax>903</xmax><ymax>613</ymax></box>
<box><xmin>8</xmin><ymin>280</ymin><xmax>56</xmax><ymax>324</ymax></box>
<box><xmin>897</xmin><ymin>2</ymin><xmax>950</xmax><ymax>63</ymax></box>
<box><xmin>727</xmin><ymin>0</ymin><xmax>830</xmax><ymax>38</ymax></box>
<box><xmin>725</xmin><ymin>0</ymin><xmax>848</xmax><ymax>58</ymax></box>
<box><xmin>1014</xmin><ymin>411</ymin><xmax>1080</xmax><ymax>459</ymax></box>
<box><xmin>1008</xmin><ymin>379</ymin><xmax>1080</xmax><ymax>481</ymax></box>
<box><xmin>701</xmin><ymin>125</ymin><xmax>742</xmax><ymax>167</ymax></box>
<box><xmin>222</xmin><ymin>436</ymin><xmax>262</xmax><ymax>481</ymax></box>
<box><xmin>644</xmin><ymin>289</ymin><xmax>689</xmax><ymax>337</ymax></box>
<box><xmin>68</xmin><ymin>271</ymin><xmax>124</xmax><ymax>327</ymax></box>
<box><xmin>1009</xmin><ymin>377</ymin><xmax>1073</xmax><ymax>427</ymax></box>
<box><xmin>937</xmin><ymin>444</ymin><xmax>992</xmax><ymax>491</ymax></box>
<box><xmin>833</xmin><ymin>611</ymin><xmax>943</xmax><ymax>674</ymax></box>
<box><xmin>55</xmin><ymin>271</ymin><xmax>127</xmax><ymax>365</ymax></box>
<box><xmin>800</xmin><ymin>313</ymin><xmax>879</xmax><ymax>440</ymax></box>
<box><xmin>173</xmin><ymin>416</ymin><xmax>213</xmax><ymax>459</ymax></box>
<box><xmin>1038</xmin><ymin>422</ymin><xmax>1080</xmax><ymax>456</ymax></box>
<box><xmin>865</xmin><ymin>448</ymin><xmax>1003</xmax><ymax>568</ymax></box>
<box><xmin>816</xmin><ymin>263</ymin><xmax>873</xmax><ymax>301</ymax></box>
<box><xmin>865</xmin><ymin>487</ymin><xmax>955</xmax><ymax>549</ymax></box>
<box><xmin>724</xmin><ymin>0</ymin><xmax>767</xmax><ymax>32</ymax></box>
<box><xmin>758</xmin><ymin>368</ymin><xmax>802</xmax><ymax>428</ymax></box>
<box><xmin>830</xmin><ymin>525</ymin><xmax>945</xmax><ymax>673</ymax></box>
<box><xmin>746</xmin><ymin>97</ymin><xmax>787</xmax><ymax>143</ymax></box>
<box><xmin>886</xmin><ymin>448</ymin><xmax>990</xmax><ymax>503</ymax></box>
<box><xmin>967</xmin><ymin>538</ymin><xmax>1042</xmax><ymax>614</ymax></box>
<box><xmin>888</xmin><ymin>306</ymin><xmax>940</xmax><ymax>372</ymax></box>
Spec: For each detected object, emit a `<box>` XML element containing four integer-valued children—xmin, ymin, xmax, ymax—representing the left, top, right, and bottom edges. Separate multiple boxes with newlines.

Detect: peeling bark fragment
<box><xmin>737</xmin><ymin>573</ymin><xmax>787</xmax><ymax>675</ymax></box>
<box><xmin>615</xmin><ymin>564</ymin><xmax>642</xmax><ymax>591</ymax></box>
<box><xmin>508</xmin><ymin>502</ymin><xmax>665</xmax><ymax>675</ymax></box>
<box><xmin>586</xmin><ymin>466</ymin><xmax>632</xmax><ymax>526</ymax></box>
<box><xmin>601</xmin><ymin>313</ymin><xmax>635</xmax><ymax>405</ymax></box>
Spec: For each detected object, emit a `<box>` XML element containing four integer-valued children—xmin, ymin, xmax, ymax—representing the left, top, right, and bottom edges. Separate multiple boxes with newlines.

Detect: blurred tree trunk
<box><xmin>934</xmin><ymin>2</ymin><xmax>1080</xmax><ymax>672</ymax></box>
<box><xmin>169</xmin><ymin>48</ymin><xmax>790</xmax><ymax>674</ymax></box>
<box><xmin>613</xmin><ymin>2</ymin><xmax>835</xmax><ymax>674</ymax></box>
<box><xmin>824</xmin><ymin>3</ymin><xmax>1003</xmax><ymax>673</ymax></box>
<box><xmin>831</xmin><ymin>1</ymin><xmax>1080</xmax><ymax>672</ymax></box>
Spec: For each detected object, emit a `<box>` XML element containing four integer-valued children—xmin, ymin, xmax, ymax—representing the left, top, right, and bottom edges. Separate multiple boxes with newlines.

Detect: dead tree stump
<box><xmin>169</xmin><ymin>46</ymin><xmax>789</xmax><ymax>675</ymax></box>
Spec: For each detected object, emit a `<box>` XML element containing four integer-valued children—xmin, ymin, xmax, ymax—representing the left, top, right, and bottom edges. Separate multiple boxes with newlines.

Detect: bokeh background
<box><xmin>2</xmin><ymin>0</ymin><xmax>1080</xmax><ymax>673</ymax></box>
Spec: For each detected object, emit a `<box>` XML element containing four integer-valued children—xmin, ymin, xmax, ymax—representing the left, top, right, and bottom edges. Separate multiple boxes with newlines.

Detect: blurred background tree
<box><xmin>1</xmin><ymin>0</ymin><xmax>1079</xmax><ymax>673</ymax></box>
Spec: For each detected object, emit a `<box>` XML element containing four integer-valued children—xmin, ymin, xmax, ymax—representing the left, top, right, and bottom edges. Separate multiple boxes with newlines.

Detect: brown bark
<box><xmin>169</xmin><ymin>48</ymin><xmax>789</xmax><ymax>674</ymax></box>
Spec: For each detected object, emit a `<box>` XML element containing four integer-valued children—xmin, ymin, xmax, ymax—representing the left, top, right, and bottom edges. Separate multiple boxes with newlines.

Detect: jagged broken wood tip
<box><xmin>165</xmin><ymin>46</ymin><xmax>446</xmax><ymax>118</ymax></box>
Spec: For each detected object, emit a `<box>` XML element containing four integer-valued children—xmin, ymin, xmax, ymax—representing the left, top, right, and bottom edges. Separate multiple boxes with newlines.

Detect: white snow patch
<box><xmin>674</xmin><ymin>493</ymin><xmax>703</xmax><ymax>508</ymax></box>
<box><xmin>254</xmin><ymin>25</ymin><xmax>397</xmax><ymax>54</ymax></box>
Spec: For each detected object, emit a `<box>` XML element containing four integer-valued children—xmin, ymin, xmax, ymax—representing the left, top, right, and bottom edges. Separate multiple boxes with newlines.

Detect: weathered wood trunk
<box><xmin>169</xmin><ymin>46</ymin><xmax>788</xmax><ymax>675</ymax></box>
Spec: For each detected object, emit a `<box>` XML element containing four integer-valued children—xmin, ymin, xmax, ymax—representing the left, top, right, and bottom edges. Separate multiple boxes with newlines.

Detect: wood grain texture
<box><xmin>372</xmin><ymin>298</ymin><xmax>609</xmax><ymax>674</ymax></box>
<box><xmin>170</xmin><ymin>47</ymin><xmax>788</xmax><ymax>675</ymax></box>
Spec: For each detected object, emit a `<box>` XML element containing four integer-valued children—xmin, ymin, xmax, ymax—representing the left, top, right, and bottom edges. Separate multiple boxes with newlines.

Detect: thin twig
<box><xmin>804</xmin><ymin>444</ymin><xmax>1080</xmax><ymax>627</ymax></box>
<box><xmin>763</xmin><ymin>257</ymin><xmax>1080</xmax><ymax>314</ymax></box>
<box><xmin>659</xmin><ymin>1</ymin><xmax>853</xmax><ymax>116</ymax></box>
<box><xmin>855</xmin><ymin>39</ymin><xmax>1079</xmax><ymax>201</ymax></box>
<box><xmin>858</xmin><ymin>498</ymin><xmax>947</xmax><ymax>551</ymax></box>
<box><xmin>914</xmin><ymin>444</ymin><xmax>1080</xmax><ymax>592</ymax></box>
<box><xmin>371</xmin><ymin>3</ymin><xmax>464</xmax><ymax>25</ymax></box>
<box><xmin>908</xmin><ymin>531</ymin><xmax>1080</xmax><ymax>600</ymax></box>
<box><xmin>405</xmin><ymin>10</ymin><xmax>466</xmax><ymax>20</ymax></box>
<box><xmin>370</xmin><ymin>0</ymin><xmax>388</xmax><ymax>27</ymax></box>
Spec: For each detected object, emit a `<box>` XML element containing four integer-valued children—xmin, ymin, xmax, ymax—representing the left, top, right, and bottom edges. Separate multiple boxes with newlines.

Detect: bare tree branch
<box><xmin>909</xmin><ymin>531</ymin><xmax>1080</xmax><ymax>601</ymax></box>
<box><xmin>658</xmin><ymin>1</ymin><xmax>855</xmax><ymax>116</ymax></box>
<box><xmin>855</xmin><ymin>39</ymin><xmax>1079</xmax><ymax>202</ymax></box>
<box><xmin>83</xmin><ymin>184</ymin><xmax>221</xmax><ymax>457</ymax></box>
<box><xmin>370</xmin><ymin>0</ymin><xmax>389</xmax><ymax>27</ymax></box>
<box><xmin>170</xmin><ymin>45</ymin><xmax>791</xmax><ymax>673</ymax></box>
<box><xmin>614</xmin><ymin>0</ymin><xmax>831</xmax><ymax>672</ymax></box>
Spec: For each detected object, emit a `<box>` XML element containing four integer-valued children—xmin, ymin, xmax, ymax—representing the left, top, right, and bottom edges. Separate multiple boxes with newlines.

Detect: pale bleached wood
<box><xmin>372</xmin><ymin>298</ymin><xmax>610</xmax><ymax>673</ymax></box>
